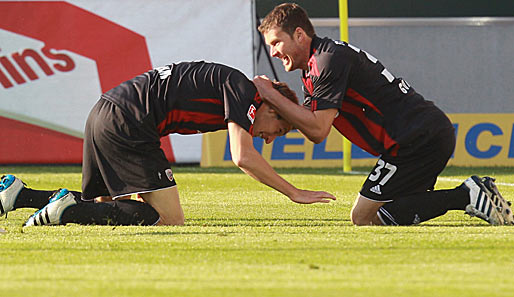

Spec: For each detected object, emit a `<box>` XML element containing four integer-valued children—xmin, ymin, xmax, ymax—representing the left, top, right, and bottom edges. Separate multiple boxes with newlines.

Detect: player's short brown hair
<box><xmin>270</xmin><ymin>81</ymin><xmax>299</xmax><ymax>122</ymax></box>
<box><xmin>272</xmin><ymin>81</ymin><xmax>299</xmax><ymax>104</ymax></box>
<box><xmin>258</xmin><ymin>3</ymin><xmax>315</xmax><ymax>38</ymax></box>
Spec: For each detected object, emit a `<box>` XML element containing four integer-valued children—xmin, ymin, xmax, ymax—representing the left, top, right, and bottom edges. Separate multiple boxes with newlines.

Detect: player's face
<box><xmin>264</xmin><ymin>26</ymin><xmax>308</xmax><ymax>72</ymax></box>
<box><xmin>252</xmin><ymin>104</ymin><xmax>292</xmax><ymax>144</ymax></box>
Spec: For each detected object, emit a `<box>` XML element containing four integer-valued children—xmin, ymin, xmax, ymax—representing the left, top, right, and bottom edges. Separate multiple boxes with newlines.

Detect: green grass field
<box><xmin>1</xmin><ymin>166</ymin><xmax>514</xmax><ymax>297</ymax></box>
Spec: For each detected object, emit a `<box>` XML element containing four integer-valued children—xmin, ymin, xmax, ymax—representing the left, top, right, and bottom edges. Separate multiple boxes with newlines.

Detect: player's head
<box><xmin>271</xmin><ymin>81</ymin><xmax>299</xmax><ymax>108</ymax></box>
<box><xmin>253</xmin><ymin>81</ymin><xmax>298</xmax><ymax>144</ymax></box>
<box><xmin>258</xmin><ymin>3</ymin><xmax>315</xmax><ymax>72</ymax></box>
<box><xmin>259</xmin><ymin>3</ymin><xmax>315</xmax><ymax>38</ymax></box>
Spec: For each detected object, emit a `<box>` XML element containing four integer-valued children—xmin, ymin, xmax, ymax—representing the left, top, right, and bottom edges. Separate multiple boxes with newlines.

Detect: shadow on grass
<box><xmin>120</xmin><ymin>231</ymin><xmax>238</xmax><ymax>236</ymax></box>
<box><xmin>186</xmin><ymin>217</ymin><xmax>351</xmax><ymax>227</ymax></box>
<box><xmin>120</xmin><ymin>217</ymin><xmax>493</xmax><ymax>235</ymax></box>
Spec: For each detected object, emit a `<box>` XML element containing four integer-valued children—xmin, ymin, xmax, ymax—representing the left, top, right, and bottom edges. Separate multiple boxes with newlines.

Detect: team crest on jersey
<box><xmin>165</xmin><ymin>168</ymin><xmax>174</xmax><ymax>182</ymax></box>
<box><xmin>247</xmin><ymin>104</ymin><xmax>256</xmax><ymax>124</ymax></box>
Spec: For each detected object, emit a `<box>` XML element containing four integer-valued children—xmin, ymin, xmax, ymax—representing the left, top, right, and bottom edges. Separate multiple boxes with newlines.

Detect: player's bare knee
<box><xmin>170</xmin><ymin>216</ymin><xmax>185</xmax><ymax>226</ymax></box>
<box><xmin>351</xmin><ymin>203</ymin><xmax>379</xmax><ymax>226</ymax></box>
<box><xmin>158</xmin><ymin>214</ymin><xmax>185</xmax><ymax>226</ymax></box>
<box><xmin>350</xmin><ymin>194</ymin><xmax>384</xmax><ymax>226</ymax></box>
<box><xmin>351</xmin><ymin>211</ymin><xmax>372</xmax><ymax>226</ymax></box>
<box><xmin>350</xmin><ymin>199</ymin><xmax>367</xmax><ymax>225</ymax></box>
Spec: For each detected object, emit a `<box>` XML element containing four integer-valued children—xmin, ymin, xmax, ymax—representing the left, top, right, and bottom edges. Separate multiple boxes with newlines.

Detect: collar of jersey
<box><xmin>303</xmin><ymin>35</ymin><xmax>322</xmax><ymax>79</ymax></box>
<box><xmin>253</xmin><ymin>92</ymin><xmax>263</xmax><ymax>109</ymax></box>
<box><xmin>310</xmin><ymin>35</ymin><xmax>322</xmax><ymax>58</ymax></box>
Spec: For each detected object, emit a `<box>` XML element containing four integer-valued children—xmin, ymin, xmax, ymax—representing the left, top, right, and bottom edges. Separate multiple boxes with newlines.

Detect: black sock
<box><xmin>61</xmin><ymin>200</ymin><xmax>160</xmax><ymax>226</ymax></box>
<box><xmin>14</xmin><ymin>188</ymin><xmax>83</xmax><ymax>210</ymax></box>
<box><xmin>378</xmin><ymin>186</ymin><xmax>469</xmax><ymax>225</ymax></box>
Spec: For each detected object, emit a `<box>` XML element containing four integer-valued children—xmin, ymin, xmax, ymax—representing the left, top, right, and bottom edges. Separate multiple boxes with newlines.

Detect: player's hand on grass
<box><xmin>289</xmin><ymin>189</ymin><xmax>336</xmax><ymax>204</ymax></box>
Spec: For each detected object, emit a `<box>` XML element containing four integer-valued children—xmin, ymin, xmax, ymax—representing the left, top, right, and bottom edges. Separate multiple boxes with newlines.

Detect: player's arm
<box><xmin>253</xmin><ymin>76</ymin><xmax>338</xmax><ymax>144</ymax></box>
<box><xmin>227</xmin><ymin>121</ymin><xmax>335</xmax><ymax>204</ymax></box>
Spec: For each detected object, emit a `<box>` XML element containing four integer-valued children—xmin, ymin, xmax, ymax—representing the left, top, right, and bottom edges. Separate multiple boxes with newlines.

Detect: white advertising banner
<box><xmin>0</xmin><ymin>0</ymin><xmax>255</xmax><ymax>164</ymax></box>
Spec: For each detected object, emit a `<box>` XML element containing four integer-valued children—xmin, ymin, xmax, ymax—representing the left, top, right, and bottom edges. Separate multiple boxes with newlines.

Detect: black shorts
<box><xmin>82</xmin><ymin>98</ymin><xmax>176</xmax><ymax>200</ymax></box>
<box><xmin>360</xmin><ymin>126</ymin><xmax>455</xmax><ymax>202</ymax></box>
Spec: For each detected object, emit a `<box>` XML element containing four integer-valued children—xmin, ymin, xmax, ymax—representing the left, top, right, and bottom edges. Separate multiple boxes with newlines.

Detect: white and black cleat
<box><xmin>24</xmin><ymin>189</ymin><xmax>77</xmax><ymax>226</ymax></box>
<box><xmin>463</xmin><ymin>176</ymin><xmax>513</xmax><ymax>226</ymax></box>
<box><xmin>0</xmin><ymin>174</ymin><xmax>25</xmax><ymax>216</ymax></box>
<box><xmin>481</xmin><ymin>177</ymin><xmax>514</xmax><ymax>225</ymax></box>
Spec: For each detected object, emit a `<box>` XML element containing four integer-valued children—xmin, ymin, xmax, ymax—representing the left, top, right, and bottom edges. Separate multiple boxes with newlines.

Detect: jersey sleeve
<box><xmin>222</xmin><ymin>71</ymin><xmax>259</xmax><ymax>133</ymax></box>
<box><xmin>303</xmin><ymin>51</ymin><xmax>350</xmax><ymax>111</ymax></box>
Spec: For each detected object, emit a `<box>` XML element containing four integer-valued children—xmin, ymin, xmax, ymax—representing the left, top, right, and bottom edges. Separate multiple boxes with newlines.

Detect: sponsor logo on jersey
<box><xmin>370</xmin><ymin>184</ymin><xmax>382</xmax><ymax>195</ymax></box>
<box><xmin>165</xmin><ymin>168</ymin><xmax>174</xmax><ymax>182</ymax></box>
<box><xmin>247</xmin><ymin>104</ymin><xmax>256</xmax><ymax>124</ymax></box>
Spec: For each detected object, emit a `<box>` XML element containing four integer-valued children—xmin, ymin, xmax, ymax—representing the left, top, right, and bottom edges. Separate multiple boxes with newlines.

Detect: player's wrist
<box><xmin>286</xmin><ymin>187</ymin><xmax>303</xmax><ymax>200</ymax></box>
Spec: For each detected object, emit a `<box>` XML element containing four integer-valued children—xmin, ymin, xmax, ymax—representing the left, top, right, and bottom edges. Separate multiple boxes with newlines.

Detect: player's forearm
<box><xmin>266</xmin><ymin>93</ymin><xmax>329</xmax><ymax>143</ymax></box>
<box><xmin>234</xmin><ymin>150</ymin><xmax>299</xmax><ymax>198</ymax></box>
<box><xmin>253</xmin><ymin>79</ymin><xmax>331</xmax><ymax>143</ymax></box>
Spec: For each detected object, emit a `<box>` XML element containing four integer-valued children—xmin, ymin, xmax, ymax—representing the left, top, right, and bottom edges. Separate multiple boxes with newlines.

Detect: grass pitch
<box><xmin>1</xmin><ymin>166</ymin><xmax>514</xmax><ymax>297</ymax></box>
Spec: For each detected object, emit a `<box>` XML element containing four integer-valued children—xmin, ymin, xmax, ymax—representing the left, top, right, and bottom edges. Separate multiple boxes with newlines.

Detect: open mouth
<box><xmin>282</xmin><ymin>56</ymin><xmax>289</xmax><ymax>66</ymax></box>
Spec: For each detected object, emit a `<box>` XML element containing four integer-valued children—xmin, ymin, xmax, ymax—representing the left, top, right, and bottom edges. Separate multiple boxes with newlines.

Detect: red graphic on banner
<box><xmin>0</xmin><ymin>46</ymin><xmax>76</xmax><ymax>89</ymax></box>
<box><xmin>0</xmin><ymin>117</ymin><xmax>83</xmax><ymax>164</ymax></box>
<box><xmin>0</xmin><ymin>1</ymin><xmax>175</xmax><ymax>164</ymax></box>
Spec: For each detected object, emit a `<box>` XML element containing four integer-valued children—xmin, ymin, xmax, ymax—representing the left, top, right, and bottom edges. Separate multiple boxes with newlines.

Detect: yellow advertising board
<box><xmin>201</xmin><ymin>114</ymin><xmax>514</xmax><ymax>167</ymax></box>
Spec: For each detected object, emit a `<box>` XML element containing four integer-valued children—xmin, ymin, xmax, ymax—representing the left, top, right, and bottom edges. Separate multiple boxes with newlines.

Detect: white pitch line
<box><xmin>438</xmin><ymin>177</ymin><xmax>514</xmax><ymax>187</ymax></box>
<box><xmin>344</xmin><ymin>171</ymin><xmax>368</xmax><ymax>175</ymax></box>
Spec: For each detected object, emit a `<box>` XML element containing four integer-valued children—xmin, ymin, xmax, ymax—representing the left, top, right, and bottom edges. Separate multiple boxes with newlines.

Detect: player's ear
<box><xmin>269</xmin><ymin>108</ymin><xmax>284</xmax><ymax>120</ymax></box>
<box><xmin>295</xmin><ymin>27</ymin><xmax>305</xmax><ymax>41</ymax></box>
<box><xmin>261</xmin><ymin>103</ymin><xmax>274</xmax><ymax>113</ymax></box>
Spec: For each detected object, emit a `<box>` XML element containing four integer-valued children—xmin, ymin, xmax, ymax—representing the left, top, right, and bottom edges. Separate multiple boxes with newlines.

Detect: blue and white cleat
<box><xmin>463</xmin><ymin>176</ymin><xmax>514</xmax><ymax>225</ymax></box>
<box><xmin>0</xmin><ymin>174</ymin><xmax>25</xmax><ymax>216</ymax></box>
<box><xmin>24</xmin><ymin>189</ymin><xmax>77</xmax><ymax>226</ymax></box>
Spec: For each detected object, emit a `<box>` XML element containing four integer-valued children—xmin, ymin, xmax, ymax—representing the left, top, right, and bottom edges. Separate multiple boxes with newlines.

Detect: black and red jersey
<box><xmin>101</xmin><ymin>61</ymin><xmax>261</xmax><ymax>137</ymax></box>
<box><xmin>302</xmin><ymin>36</ymin><xmax>451</xmax><ymax>157</ymax></box>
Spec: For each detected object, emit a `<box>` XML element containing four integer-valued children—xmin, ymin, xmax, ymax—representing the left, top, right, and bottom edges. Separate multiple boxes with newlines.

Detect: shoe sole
<box><xmin>465</xmin><ymin>176</ymin><xmax>503</xmax><ymax>225</ymax></box>
<box><xmin>482</xmin><ymin>177</ymin><xmax>514</xmax><ymax>225</ymax></box>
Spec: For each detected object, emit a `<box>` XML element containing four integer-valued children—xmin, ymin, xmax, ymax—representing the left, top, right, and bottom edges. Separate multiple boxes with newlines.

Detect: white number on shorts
<box><xmin>368</xmin><ymin>159</ymin><xmax>397</xmax><ymax>185</ymax></box>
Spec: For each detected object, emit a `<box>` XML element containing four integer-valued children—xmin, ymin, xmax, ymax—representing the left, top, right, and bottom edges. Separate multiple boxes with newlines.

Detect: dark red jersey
<box><xmin>302</xmin><ymin>36</ymin><xmax>452</xmax><ymax>157</ymax></box>
<box><xmin>101</xmin><ymin>61</ymin><xmax>261</xmax><ymax>137</ymax></box>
